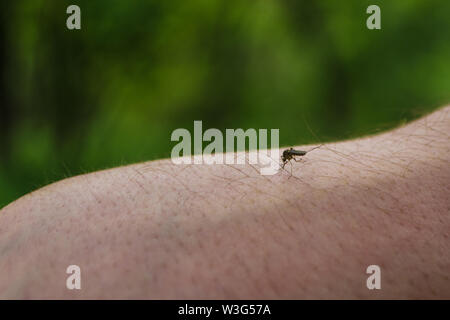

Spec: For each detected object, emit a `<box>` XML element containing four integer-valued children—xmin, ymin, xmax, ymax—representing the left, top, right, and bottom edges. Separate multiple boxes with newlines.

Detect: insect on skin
<box><xmin>281</xmin><ymin>145</ymin><xmax>322</xmax><ymax>174</ymax></box>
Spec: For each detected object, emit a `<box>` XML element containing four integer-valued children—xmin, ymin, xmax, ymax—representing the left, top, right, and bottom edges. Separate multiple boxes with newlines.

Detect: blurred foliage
<box><xmin>0</xmin><ymin>0</ymin><xmax>449</xmax><ymax>207</ymax></box>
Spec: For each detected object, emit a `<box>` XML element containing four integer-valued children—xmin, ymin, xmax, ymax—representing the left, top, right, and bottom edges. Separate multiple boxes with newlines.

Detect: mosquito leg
<box><xmin>289</xmin><ymin>161</ymin><xmax>293</xmax><ymax>178</ymax></box>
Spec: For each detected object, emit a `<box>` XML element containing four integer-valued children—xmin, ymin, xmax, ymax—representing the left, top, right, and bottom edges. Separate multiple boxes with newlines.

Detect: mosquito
<box><xmin>281</xmin><ymin>145</ymin><xmax>322</xmax><ymax>174</ymax></box>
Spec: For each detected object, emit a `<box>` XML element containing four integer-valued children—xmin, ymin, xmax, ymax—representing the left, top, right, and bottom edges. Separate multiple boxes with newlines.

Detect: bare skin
<box><xmin>0</xmin><ymin>106</ymin><xmax>449</xmax><ymax>299</ymax></box>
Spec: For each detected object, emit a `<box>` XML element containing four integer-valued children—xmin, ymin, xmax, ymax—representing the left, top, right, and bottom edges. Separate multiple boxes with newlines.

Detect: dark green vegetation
<box><xmin>1</xmin><ymin>0</ymin><xmax>449</xmax><ymax>207</ymax></box>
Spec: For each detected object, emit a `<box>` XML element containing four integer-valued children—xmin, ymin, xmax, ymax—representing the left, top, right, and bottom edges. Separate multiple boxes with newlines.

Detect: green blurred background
<box><xmin>0</xmin><ymin>0</ymin><xmax>449</xmax><ymax>208</ymax></box>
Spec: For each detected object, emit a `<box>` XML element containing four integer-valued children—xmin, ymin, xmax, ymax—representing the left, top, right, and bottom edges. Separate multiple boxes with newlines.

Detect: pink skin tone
<box><xmin>0</xmin><ymin>106</ymin><xmax>449</xmax><ymax>299</ymax></box>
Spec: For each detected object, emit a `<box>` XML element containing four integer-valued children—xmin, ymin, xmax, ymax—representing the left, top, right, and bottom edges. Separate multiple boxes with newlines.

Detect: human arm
<box><xmin>0</xmin><ymin>106</ymin><xmax>449</xmax><ymax>299</ymax></box>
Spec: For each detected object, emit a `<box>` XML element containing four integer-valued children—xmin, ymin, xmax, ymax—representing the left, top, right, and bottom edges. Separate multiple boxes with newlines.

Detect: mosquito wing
<box><xmin>289</xmin><ymin>149</ymin><xmax>307</xmax><ymax>156</ymax></box>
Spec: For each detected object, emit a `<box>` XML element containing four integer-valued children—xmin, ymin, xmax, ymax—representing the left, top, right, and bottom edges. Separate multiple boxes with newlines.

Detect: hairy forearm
<box><xmin>0</xmin><ymin>106</ymin><xmax>449</xmax><ymax>299</ymax></box>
